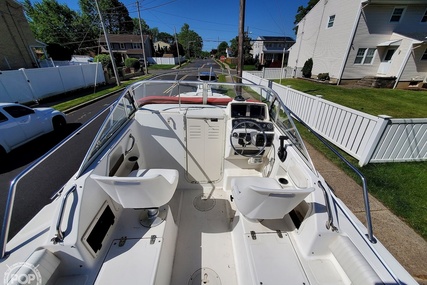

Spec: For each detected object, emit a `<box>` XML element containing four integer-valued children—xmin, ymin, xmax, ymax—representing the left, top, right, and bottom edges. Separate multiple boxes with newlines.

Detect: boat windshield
<box><xmin>79</xmin><ymin>93</ymin><xmax>136</xmax><ymax>174</ymax></box>
<box><xmin>78</xmin><ymin>70</ymin><xmax>315</xmax><ymax>175</ymax></box>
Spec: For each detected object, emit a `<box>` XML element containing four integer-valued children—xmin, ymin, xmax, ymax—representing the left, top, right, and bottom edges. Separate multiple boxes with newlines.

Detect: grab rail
<box><xmin>51</xmin><ymin>185</ymin><xmax>77</xmax><ymax>244</ymax></box>
<box><xmin>318</xmin><ymin>180</ymin><xmax>338</xmax><ymax>232</ymax></box>
<box><xmin>0</xmin><ymin>140</ymin><xmax>73</xmax><ymax>259</ymax></box>
<box><xmin>289</xmin><ymin>110</ymin><xmax>376</xmax><ymax>243</ymax></box>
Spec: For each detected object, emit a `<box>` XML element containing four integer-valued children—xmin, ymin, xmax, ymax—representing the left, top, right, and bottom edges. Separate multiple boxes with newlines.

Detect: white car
<box><xmin>0</xmin><ymin>103</ymin><xmax>66</xmax><ymax>157</ymax></box>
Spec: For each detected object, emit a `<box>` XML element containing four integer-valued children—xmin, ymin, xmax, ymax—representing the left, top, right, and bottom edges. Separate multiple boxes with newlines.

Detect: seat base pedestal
<box><xmin>139</xmin><ymin>207</ymin><xmax>167</xmax><ymax>228</ymax></box>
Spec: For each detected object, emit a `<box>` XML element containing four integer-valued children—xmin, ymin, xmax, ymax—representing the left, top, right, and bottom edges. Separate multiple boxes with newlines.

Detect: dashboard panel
<box><xmin>230</xmin><ymin>103</ymin><xmax>266</xmax><ymax>120</ymax></box>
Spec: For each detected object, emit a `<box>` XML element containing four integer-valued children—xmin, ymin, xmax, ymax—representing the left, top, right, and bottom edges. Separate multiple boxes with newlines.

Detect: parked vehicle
<box><xmin>198</xmin><ymin>71</ymin><xmax>217</xmax><ymax>82</ymax></box>
<box><xmin>0</xmin><ymin>103</ymin><xmax>66</xmax><ymax>157</ymax></box>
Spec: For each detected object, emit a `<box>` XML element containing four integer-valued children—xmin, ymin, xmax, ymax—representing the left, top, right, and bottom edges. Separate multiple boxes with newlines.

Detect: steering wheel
<box><xmin>230</xmin><ymin>120</ymin><xmax>267</xmax><ymax>157</ymax></box>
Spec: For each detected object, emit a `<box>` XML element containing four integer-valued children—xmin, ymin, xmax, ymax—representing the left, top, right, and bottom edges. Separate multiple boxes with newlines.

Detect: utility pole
<box><xmin>95</xmin><ymin>0</ymin><xmax>120</xmax><ymax>86</ymax></box>
<box><xmin>174</xmin><ymin>27</ymin><xmax>181</xmax><ymax>67</ymax></box>
<box><xmin>136</xmin><ymin>1</ymin><xmax>148</xmax><ymax>74</ymax></box>
<box><xmin>237</xmin><ymin>0</ymin><xmax>246</xmax><ymax>81</ymax></box>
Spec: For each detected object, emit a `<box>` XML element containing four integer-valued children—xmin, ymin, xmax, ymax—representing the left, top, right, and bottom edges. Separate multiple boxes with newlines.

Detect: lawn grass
<box><xmin>53</xmin><ymin>75</ymin><xmax>151</xmax><ymax>111</ymax></box>
<box><xmin>148</xmin><ymin>64</ymin><xmax>176</xmax><ymax>70</ymax></box>
<box><xmin>298</xmin><ymin>123</ymin><xmax>427</xmax><ymax>240</ymax></box>
<box><xmin>244</xmin><ymin>65</ymin><xmax>257</xmax><ymax>71</ymax></box>
<box><xmin>275</xmin><ymin>78</ymin><xmax>427</xmax><ymax>240</ymax></box>
<box><xmin>273</xmin><ymin>79</ymin><xmax>427</xmax><ymax>118</ymax></box>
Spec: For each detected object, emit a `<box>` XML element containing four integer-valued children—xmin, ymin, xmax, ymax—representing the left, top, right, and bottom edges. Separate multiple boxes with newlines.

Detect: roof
<box><xmin>377</xmin><ymin>39</ymin><xmax>402</xmax><ymax>46</ymax></box>
<box><xmin>257</xmin><ymin>36</ymin><xmax>295</xmax><ymax>42</ymax></box>
<box><xmin>99</xmin><ymin>34</ymin><xmax>150</xmax><ymax>43</ymax></box>
<box><xmin>367</xmin><ymin>0</ymin><xmax>427</xmax><ymax>4</ymax></box>
<box><xmin>263</xmin><ymin>47</ymin><xmax>289</xmax><ymax>53</ymax></box>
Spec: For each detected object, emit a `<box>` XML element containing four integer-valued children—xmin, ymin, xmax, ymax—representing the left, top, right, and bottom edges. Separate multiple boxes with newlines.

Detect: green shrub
<box><xmin>302</xmin><ymin>58</ymin><xmax>313</xmax><ymax>78</ymax></box>
<box><xmin>93</xmin><ymin>54</ymin><xmax>111</xmax><ymax>68</ymax></box>
<box><xmin>317</xmin><ymin>73</ymin><xmax>330</xmax><ymax>81</ymax></box>
<box><xmin>125</xmin><ymin>57</ymin><xmax>140</xmax><ymax>70</ymax></box>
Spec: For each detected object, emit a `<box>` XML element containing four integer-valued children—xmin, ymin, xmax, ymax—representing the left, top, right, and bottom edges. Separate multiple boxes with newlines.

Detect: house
<box><xmin>154</xmin><ymin>41</ymin><xmax>171</xmax><ymax>53</ymax></box>
<box><xmin>0</xmin><ymin>0</ymin><xmax>47</xmax><ymax>70</ymax></box>
<box><xmin>99</xmin><ymin>34</ymin><xmax>153</xmax><ymax>63</ymax></box>
<box><xmin>288</xmin><ymin>0</ymin><xmax>427</xmax><ymax>89</ymax></box>
<box><xmin>251</xmin><ymin>36</ymin><xmax>295</xmax><ymax>67</ymax></box>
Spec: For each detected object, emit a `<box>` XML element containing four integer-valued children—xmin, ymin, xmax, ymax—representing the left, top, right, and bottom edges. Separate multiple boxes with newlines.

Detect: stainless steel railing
<box><xmin>288</xmin><ymin>110</ymin><xmax>376</xmax><ymax>243</ymax></box>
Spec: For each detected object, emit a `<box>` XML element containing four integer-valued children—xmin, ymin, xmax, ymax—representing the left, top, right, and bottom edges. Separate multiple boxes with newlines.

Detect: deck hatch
<box><xmin>86</xmin><ymin>204</ymin><xmax>115</xmax><ymax>254</ymax></box>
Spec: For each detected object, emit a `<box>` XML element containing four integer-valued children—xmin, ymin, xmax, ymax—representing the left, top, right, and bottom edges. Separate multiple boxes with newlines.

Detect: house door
<box><xmin>378</xmin><ymin>48</ymin><xmax>395</xmax><ymax>75</ymax></box>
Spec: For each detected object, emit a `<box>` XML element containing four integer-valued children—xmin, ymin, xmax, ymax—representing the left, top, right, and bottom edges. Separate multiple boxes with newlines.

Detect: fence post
<box><xmin>358</xmin><ymin>115</ymin><xmax>392</xmax><ymax>166</ymax></box>
<box><xmin>19</xmin><ymin>68</ymin><xmax>38</xmax><ymax>103</ymax></box>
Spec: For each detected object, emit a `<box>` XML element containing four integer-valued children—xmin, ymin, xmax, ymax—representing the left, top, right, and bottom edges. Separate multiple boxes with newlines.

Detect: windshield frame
<box><xmin>77</xmin><ymin>92</ymin><xmax>137</xmax><ymax>177</ymax></box>
<box><xmin>77</xmin><ymin>70</ymin><xmax>315</xmax><ymax>176</ymax></box>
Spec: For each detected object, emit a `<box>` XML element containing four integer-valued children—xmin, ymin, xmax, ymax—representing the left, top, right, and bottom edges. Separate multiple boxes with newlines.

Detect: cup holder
<box><xmin>129</xmin><ymin>156</ymin><xmax>138</xmax><ymax>162</ymax></box>
<box><xmin>278</xmin><ymin>177</ymin><xmax>289</xmax><ymax>185</ymax></box>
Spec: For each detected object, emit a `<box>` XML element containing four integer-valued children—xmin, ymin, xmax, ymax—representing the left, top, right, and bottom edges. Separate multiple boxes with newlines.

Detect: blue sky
<box><xmin>56</xmin><ymin>0</ymin><xmax>309</xmax><ymax>51</ymax></box>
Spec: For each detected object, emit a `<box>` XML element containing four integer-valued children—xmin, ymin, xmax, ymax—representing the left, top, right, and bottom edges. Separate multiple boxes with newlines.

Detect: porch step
<box><xmin>356</xmin><ymin>76</ymin><xmax>395</xmax><ymax>88</ymax></box>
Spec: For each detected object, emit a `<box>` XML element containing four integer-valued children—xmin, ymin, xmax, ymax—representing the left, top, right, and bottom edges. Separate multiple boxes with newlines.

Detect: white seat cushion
<box><xmin>91</xmin><ymin>169</ymin><xmax>179</xmax><ymax>208</ymax></box>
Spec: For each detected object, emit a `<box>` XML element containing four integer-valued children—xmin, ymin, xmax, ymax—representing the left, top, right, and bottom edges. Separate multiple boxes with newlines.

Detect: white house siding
<box><xmin>341</xmin><ymin>14</ymin><xmax>384</xmax><ymax>79</ymax></box>
<box><xmin>288</xmin><ymin>0</ymin><xmax>361</xmax><ymax>80</ymax></box>
<box><xmin>291</xmin><ymin>0</ymin><xmax>427</xmax><ymax>87</ymax></box>
<box><xmin>400</xmin><ymin>43</ymin><xmax>427</xmax><ymax>81</ymax></box>
<box><xmin>287</xmin><ymin>3</ymin><xmax>322</xmax><ymax>70</ymax></box>
<box><xmin>252</xmin><ymin>38</ymin><xmax>263</xmax><ymax>60</ymax></box>
<box><xmin>386</xmin><ymin>37</ymin><xmax>414</xmax><ymax>77</ymax></box>
<box><xmin>342</xmin><ymin>3</ymin><xmax>427</xmax><ymax>80</ymax></box>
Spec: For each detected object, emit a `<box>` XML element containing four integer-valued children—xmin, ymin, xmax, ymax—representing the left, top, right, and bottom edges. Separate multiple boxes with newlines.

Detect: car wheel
<box><xmin>53</xmin><ymin>116</ymin><xmax>66</xmax><ymax>131</ymax></box>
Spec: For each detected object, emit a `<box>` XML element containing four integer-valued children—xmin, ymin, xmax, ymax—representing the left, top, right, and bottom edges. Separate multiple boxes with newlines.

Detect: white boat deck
<box><xmin>171</xmin><ymin>188</ymin><xmax>237</xmax><ymax>285</ymax></box>
<box><xmin>169</xmin><ymin>187</ymin><xmax>311</xmax><ymax>285</ymax></box>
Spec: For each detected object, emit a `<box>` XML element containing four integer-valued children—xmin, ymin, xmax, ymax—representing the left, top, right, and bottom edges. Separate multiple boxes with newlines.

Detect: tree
<box><xmin>157</xmin><ymin>32</ymin><xmax>174</xmax><ymax>44</ymax></box>
<box><xmin>132</xmin><ymin>18</ymin><xmax>150</xmax><ymax>35</ymax></box>
<box><xmin>217</xmin><ymin>41</ymin><xmax>229</xmax><ymax>57</ymax></box>
<box><xmin>301</xmin><ymin>58</ymin><xmax>313</xmax><ymax>78</ymax></box>
<box><xmin>293</xmin><ymin>0</ymin><xmax>320</xmax><ymax>34</ymax></box>
<box><xmin>169</xmin><ymin>41</ymin><xmax>185</xmax><ymax>57</ymax></box>
<box><xmin>150</xmin><ymin>28</ymin><xmax>159</xmax><ymax>42</ymax></box>
<box><xmin>230</xmin><ymin>34</ymin><xmax>252</xmax><ymax>63</ymax></box>
<box><xmin>177</xmin><ymin>23</ymin><xmax>202</xmax><ymax>58</ymax></box>
<box><xmin>23</xmin><ymin>0</ymin><xmax>84</xmax><ymax>59</ymax></box>
<box><xmin>79</xmin><ymin>0</ymin><xmax>134</xmax><ymax>34</ymax></box>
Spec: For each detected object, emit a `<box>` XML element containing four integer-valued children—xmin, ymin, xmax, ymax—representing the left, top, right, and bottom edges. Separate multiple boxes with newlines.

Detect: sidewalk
<box><xmin>305</xmin><ymin>143</ymin><xmax>427</xmax><ymax>284</ymax></box>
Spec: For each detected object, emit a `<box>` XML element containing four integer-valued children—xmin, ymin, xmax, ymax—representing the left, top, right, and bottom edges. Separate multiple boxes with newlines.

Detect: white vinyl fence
<box><xmin>248</xmin><ymin>67</ymin><xmax>302</xmax><ymax>80</ymax></box>
<box><xmin>0</xmin><ymin>63</ymin><xmax>105</xmax><ymax>104</ymax></box>
<box><xmin>243</xmin><ymin>71</ymin><xmax>427</xmax><ymax>166</ymax></box>
<box><xmin>149</xmin><ymin>56</ymin><xmax>185</xmax><ymax>65</ymax></box>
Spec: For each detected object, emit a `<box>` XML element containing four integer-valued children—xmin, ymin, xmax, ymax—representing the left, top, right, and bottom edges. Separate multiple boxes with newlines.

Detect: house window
<box><xmin>390</xmin><ymin>7</ymin><xmax>404</xmax><ymax>22</ymax></box>
<box><xmin>422</xmin><ymin>49</ymin><xmax>427</xmax><ymax>60</ymax></box>
<box><xmin>354</xmin><ymin>48</ymin><xmax>376</xmax><ymax>64</ymax></box>
<box><xmin>132</xmin><ymin>43</ymin><xmax>141</xmax><ymax>49</ymax></box>
<box><xmin>384</xmin><ymin>49</ymin><xmax>395</xmax><ymax>61</ymax></box>
<box><xmin>354</xmin><ymin>48</ymin><xmax>366</xmax><ymax>64</ymax></box>
<box><xmin>120</xmin><ymin>43</ymin><xmax>125</xmax><ymax>49</ymax></box>
<box><xmin>327</xmin><ymin>15</ymin><xmax>335</xmax><ymax>28</ymax></box>
<box><xmin>364</xmin><ymin>48</ymin><xmax>376</xmax><ymax>64</ymax></box>
<box><xmin>422</xmin><ymin>9</ymin><xmax>427</xmax><ymax>22</ymax></box>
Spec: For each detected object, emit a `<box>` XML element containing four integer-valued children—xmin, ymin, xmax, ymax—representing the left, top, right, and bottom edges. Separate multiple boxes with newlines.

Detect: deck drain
<box><xmin>188</xmin><ymin>267</ymin><xmax>221</xmax><ymax>285</ymax></box>
<box><xmin>193</xmin><ymin>194</ymin><xmax>216</xmax><ymax>211</ymax></box>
